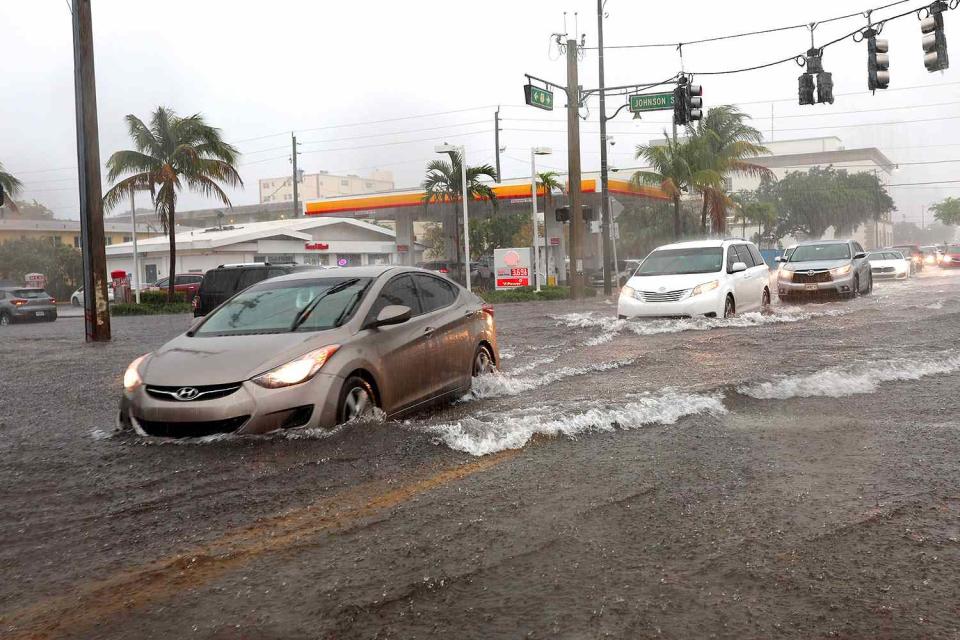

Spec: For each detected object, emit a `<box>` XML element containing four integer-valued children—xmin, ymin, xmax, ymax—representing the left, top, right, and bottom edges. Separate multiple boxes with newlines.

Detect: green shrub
<box><xmin>478</xmin><ymin>285</ymin><xmax>594</xmax><ymax>304</ymax></box>
<box><xmin>138</xmin><ymin>290</ymin><xmax>187</xmax><ymax>305</ymax></box>
<box><xmin>111</xmin><ymin>302</ymin><xmax>191</xmax><ymax>316</ymax></box>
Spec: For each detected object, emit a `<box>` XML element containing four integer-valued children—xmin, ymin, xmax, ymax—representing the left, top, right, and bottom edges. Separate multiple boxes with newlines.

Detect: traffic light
<box><xmin>867</xmin><ymin>31</ymin><xmax>890</xmax><ymax>90</ymax></box>
<box><xmin>921</xmin><ymin>1</ymin><xmax>949</xmax><ymax>72</ymax></box>
<box><xmin>686</xmin><ymin>83</ymin><xmax>703</xmax><ymax>122</ymax></box>
<box><xmin>0</xmin><ymin>183</ymin><xmax>4</xmax><ymax>206</ymax></box>
<box><xmin>672</xmin><ymin>85</ymin><xmax>688</xmax><ymax>126</ymax></box>
<box><xmin>798</xmin><ymin>73</ymin><xmax>815</xmax><ymax>105</ymax></box>
<box><xmin>798</xmin><ymin>49</ymin><xmax>834</xmax><ymax>105</ymax></box>
<box><xmin>582</xmin><ymin>206</ymin><xmax>595</xmax><ymax>221</ymax></box>
<box><xmin>555</xmin><ymin>206</ymin><xmax>570</xmax><ymax>223</ymax></box>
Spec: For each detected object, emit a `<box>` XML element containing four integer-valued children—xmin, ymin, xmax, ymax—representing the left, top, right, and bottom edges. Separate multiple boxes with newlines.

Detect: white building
<box><xmin>105</xmin><ymin>217</ymin><xmax>424</xmax><ymax>284</ymax></box>
<box><xmin>260</xmin><ymin>170</ymin><xmax>394</xmax><ymax>204</ymax></box>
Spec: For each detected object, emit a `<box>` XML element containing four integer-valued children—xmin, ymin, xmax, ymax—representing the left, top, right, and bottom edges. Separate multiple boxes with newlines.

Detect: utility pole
<box><xmin>566</xmin><ymin>38</ymin><xmax>585</xmax><ymax>299</ymax></box>
<box><xmin>130</xmin><ymin>190</ymin><xmax>140</xmax><ymax>304</ymax></box>
<box><xmin>291</xmin><ymin>132</ymin><xmax>300</xmax><ymax>217</ymax></box>
<box><xmin>494</xmin><ymin>108</ymin><xmax>502</xmax><ymax>180</ymax></box>
<box><xmin>597</xmin><ymin>0</ymin><xmax>613</xmax><ymax>296</ymax></box>
<box><xmin>71</xmin><ymin>0</ymin><xmax>110</xmax><ymax>342</ymax></box>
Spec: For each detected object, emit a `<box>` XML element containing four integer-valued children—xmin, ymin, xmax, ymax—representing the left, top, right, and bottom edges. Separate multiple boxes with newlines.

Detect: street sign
<box><xmin>628</xmin><ymin>92</ymin><xmax>674</xmax><ymax>113</ymax></box>
<box><xmin>609</xmin><ymin>197</ymin><xmax>624</xmax><ymax>220</ymax></box>
<box><xmin>524</xmin><ymin>85</ymin><xmax>555</xmax><ymax>111</ymax></box>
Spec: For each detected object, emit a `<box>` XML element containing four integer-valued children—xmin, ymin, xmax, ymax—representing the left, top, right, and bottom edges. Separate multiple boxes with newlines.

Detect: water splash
<box><xmin>468</xmin><ymin>359</ymin><xmax>636</xmax><ymax>400</ymax></box>
<box><xmin>737</xmin><ymin>353</ymin><xmax>960</xmax><ymax>400</ymax></box>
<box><xmin>427</xmin><ymin>391</ymin><xmax>726</xmax><ymax>456</ymax></box>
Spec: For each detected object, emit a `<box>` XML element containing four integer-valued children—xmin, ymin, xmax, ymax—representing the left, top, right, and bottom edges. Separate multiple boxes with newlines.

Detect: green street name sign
<box><xmin>524</xmin><ymin>85</ymin><xmax>554</xmax><ymax>111</ymax></box>
<box><xmin>629</xmin><ymin>92</ymin><xmax>674</xmax><ymax>113</ymax></box>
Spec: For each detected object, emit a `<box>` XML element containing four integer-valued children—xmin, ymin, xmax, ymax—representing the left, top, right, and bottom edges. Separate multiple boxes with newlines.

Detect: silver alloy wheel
<box><xmin>473</xmin><ymin>346</ymin><xmax>494</xmax><ymax>377</ymax></box>
<box><xmin>343</xmin><ymin>386</ymin><xmax>372</xmax><ymax>422</ymax></box>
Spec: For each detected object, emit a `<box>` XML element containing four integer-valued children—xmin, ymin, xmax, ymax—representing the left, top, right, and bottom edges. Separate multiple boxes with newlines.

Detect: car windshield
<box><xmin>12</xmin><ymin>289</ymin><xmax>47</xmax><ymax>299</ymax></box>
<box><xmin>634</xmin><ymin>248</ymin><xmax>723</xmax><ymax>276</ymax></box>
<box><xmin>790</xmin><ymin>244</ymin><xmax>851</xmax><ymax>262</ymax></box>
<box><xmin>195</xmin><ymin>277</ymin><xmax>372</xmax><ymax>336</ymax></box>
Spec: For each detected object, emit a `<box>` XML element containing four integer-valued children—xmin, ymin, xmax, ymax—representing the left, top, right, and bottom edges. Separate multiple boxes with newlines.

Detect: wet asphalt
<box><xmin>1</xmin><ymin>269</ymin><xmax>960</xmax><ymax>639</ymax></box>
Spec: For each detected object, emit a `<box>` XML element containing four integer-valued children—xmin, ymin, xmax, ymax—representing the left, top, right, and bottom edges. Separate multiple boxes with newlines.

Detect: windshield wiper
<box><xmin>289</xmin><ymin>279</ymin><xmax>361</xmax><ymax>332</ymax></box>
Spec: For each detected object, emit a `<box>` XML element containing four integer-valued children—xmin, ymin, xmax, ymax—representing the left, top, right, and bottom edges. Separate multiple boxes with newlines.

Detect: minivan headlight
<box><xmin>251</xmin><ymin>345</ymin><xmax>340</xmax><ymax>389</ymax></box>
<box><xmin>778</xmin><ymin>269</ymin><xmax>793</xmax><ymax>281</ymax></box>
<box><xmin>831</xmin><ymin>264</ymin><xmax>852</xmax><ymax>276</ymax></box>
<box><xmin>123</xmin><ymin>353</ymin><xmax>151</xmax><ymax>392</ymax></box>
<box><xmin>620</xmin><ymin>285</ymin><xmax>635</xmax><ymax>299</ymax></box>
<box><xmin>690</xmin><ymin>280</ymin><xmax>719</xmax><ymax>296</ymax></box>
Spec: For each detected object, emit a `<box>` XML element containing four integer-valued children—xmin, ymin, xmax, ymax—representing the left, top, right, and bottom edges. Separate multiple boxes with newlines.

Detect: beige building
<box><xmin>259</xmin><ymin>170</ymin><xmax>394</xmax><ymax>204</ymax></box>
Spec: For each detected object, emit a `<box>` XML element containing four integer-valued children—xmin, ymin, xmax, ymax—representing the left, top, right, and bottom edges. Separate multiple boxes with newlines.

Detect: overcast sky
<box><xmin>2</xmin><ymin>0</ymin><xmax>958</xmax><ymax>225</ymax></box>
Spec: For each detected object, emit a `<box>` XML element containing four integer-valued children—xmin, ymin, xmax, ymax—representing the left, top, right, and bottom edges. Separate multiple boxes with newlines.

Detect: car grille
<box><xmin>145</xmin><ymin>382</ymin><xmax>242</xmax><ymax>402</ymax></box>
<box><xmin>872</xmin><ymin>266</ymin><xmax>895</xmax><ymax>274</ymax></box>
<box><xmin>792</xmin><ymin>270</ymin><xmax>832</xmax><ymax>284</ymax></box>
<box><xmin>637</xmin><ymin>289</ymin><xmax>687</xmax><ymax>302</ymax></box>
<box><xmin>136</xmin><ymin>415</ymin><xmax>250</xmax><ymax>438</ymax></box>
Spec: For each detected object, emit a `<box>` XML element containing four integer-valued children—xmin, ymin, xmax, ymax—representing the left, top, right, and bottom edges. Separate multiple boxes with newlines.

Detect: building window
<box><xmin>123</xmin><ymin>235</ymin><xmax>132</xmax><ymax>243</ymax></box>
<box><xmin>105</xmin><ymin>236</ymin><xmax>113</xmax><ymax>246</ymax></box>
<box><xmin>365</xmin><ymin>181</ymin><xmax>374</xmax><ymax>189</ymax></box>
<box><xmin>73</xmin><ymin>236</ymin><xmax>81</xmax><ymax>248</ymax></box>
<box><xmin>302</xmin><ymin>254</ymin><xmax>329</xmax><ymax>266</ymax></box>
<box><xmin>340</xmin><ymin>179</ymin><xmax>349</xmax><ymax>187</ymax></box>
<box><xmin>368</xmin><ymin>253</ymin><xmax>391</xmax><ymax>266</ymax></box>
<box><xmin>53</xmin><ymin>236</ymin><xmax>62</xmax><ymax>245</ymax></box>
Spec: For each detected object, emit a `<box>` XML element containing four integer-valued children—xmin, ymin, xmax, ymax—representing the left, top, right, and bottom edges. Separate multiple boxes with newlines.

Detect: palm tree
<box><xmin>0</xmin><ymin>161</ymin><xmax>23</xmax><ymax>216</ymax></box>
<box><xmin>536</xmin><ymin>170</ymin><xmax>563</xmax><ymax>214</ymax></box>
<box><xmin>102</xmin><ymin>107</ymin><xmax>242</xmax><ymax>300</ymax></box>
<box><xmin>422</xmin><ymin>150</ymin><xmax>497</xmax><ymax>276</ymax></box>
<box><xmin>688</xmin><ymin>106</ymin><xmax>772</xmax><ymax>234</ymax></box>
<box><xmin>632</xmin><ymin>135</ymin><xmax>721</xmax><ymax>239</ymax></box>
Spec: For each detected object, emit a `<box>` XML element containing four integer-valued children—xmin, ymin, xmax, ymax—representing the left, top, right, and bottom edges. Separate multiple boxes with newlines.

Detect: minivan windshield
<box><xmin>634</xmin><ymin>247</ymin><xmax>723</xmax><ymax>276</ymax></box>
<box><xmin>790</xmin><ymin>244</ymin><xmax>851</xmax><ymax>262</ymax></box>
<box><xmin>195</xmin><ymin>277</ymin><xmax>371</xmax><ymax>336</ymax></box>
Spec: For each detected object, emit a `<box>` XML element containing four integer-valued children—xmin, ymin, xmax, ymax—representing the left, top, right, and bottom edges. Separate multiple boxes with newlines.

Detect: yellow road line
<box><xmin>1</xmin><ymin>450</ymin><xmax>518</xmax><ymax>640</ymax></box>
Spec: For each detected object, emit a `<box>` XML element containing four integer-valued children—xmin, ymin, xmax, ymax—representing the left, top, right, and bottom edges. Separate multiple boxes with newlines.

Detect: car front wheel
<box><xmin>337</xmin><ymin>376</ymin><xmax>377</xmax><ymax>425</ymax></box>
<box><xmin>723</xmin><ymin>295</ymin><xmax>736</xmax><ymax>318</ymax></box>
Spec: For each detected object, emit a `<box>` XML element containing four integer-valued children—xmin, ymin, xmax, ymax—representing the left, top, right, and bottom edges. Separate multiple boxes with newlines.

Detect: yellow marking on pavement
<box><xmin>1</xmin><ymin>450</ymin><xmax>518</xmax><ymax>640</ymax></box>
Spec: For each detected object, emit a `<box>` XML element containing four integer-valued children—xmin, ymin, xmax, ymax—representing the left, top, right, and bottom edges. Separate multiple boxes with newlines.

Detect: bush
<box><xmin>111</xmin><ymin>302</ymin><xmax>191</xmax><ymax>316</ymax></box>
<box><xmin>478</xmin><ymin>285</ymin><xmax>595</xmax><ymax>304</ymax></box>
<box><xmin>138</xmin><ymin>290</ymin><xmax>187</xmax><ymax>305</ymax></box>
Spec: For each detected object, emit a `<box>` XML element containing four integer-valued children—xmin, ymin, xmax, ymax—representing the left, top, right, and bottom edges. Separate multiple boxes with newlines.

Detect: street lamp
<box><xmin>434</xmin><ymin>143</ymin><xmax>471</xmax><ymax>291</ymax></box>
<box><xmin>530</xmin><ymin>146</ymin><xmax>552</xmax><ymax>292</ymax></box>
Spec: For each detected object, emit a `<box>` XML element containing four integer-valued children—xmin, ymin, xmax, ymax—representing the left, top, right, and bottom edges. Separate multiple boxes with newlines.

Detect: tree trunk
<box><xmin>700</xmin><ymin>196</ymin><xmax>709</xmax><ymax>234</ymax></box>
<box><xmin>167</xmin><ymin>200</ymin><xmax>176</xmax><ymax>302</ymax></box>
<box><xmin>673</xmin><ymin>196</ymin><xmax>681</xmax><ymax>239</ymax></box>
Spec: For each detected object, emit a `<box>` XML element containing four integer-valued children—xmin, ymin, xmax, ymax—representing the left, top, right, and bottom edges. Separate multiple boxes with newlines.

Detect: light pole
<box><xmin>530</xmin><ymin>147</ymin><xmax>552</xmax><ymax>292</ymax></box>
<box><xmin>129</xmin><ymin>190</ymin><xmax>141</xmax><ymax>304</ymax></box>
<box><xmin>435</xmin><ymin>143</ymin><xmax>471</xmax><ymax>291</ymax></box>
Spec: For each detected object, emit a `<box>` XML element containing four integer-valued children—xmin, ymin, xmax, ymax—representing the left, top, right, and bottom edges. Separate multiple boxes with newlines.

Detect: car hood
<box><xmin>626</xmin><ymin>272</ymin><xmax>724</xmax><ymax>291</ymax></box>
<box><xmin>142</xmin><ymin>328</ymin><xmax>351</xmax><ymax>386</ymax></box>
<box><xmin>782</xmin><ymin>259</ymin><xmax>849</xmax><ymax>271</ymax></box>
<box><xmin>870</xmin><ymin>259</ymin><xmax>907</xmax><ymax>267</ymax></box>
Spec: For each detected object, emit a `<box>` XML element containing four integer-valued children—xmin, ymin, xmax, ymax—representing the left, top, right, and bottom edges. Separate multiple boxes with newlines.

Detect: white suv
<box><xmin>617</xmin><ymin>239</ymin><xmax>771</xmax><ymax>319</ymax></box>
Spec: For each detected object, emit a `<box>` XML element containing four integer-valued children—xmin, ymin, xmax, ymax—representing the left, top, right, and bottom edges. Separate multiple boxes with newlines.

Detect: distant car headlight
<box><xmin>620</xmin><ymin>285</ymin><xmax>635</xmax><ymax>299</ymax></box>
<box><xmin>778</xmin><ymin>269</ymin><xmax>793</xmax><ymax>281</ymax></box>
<box><xmin>123</xmin><ymin>353</ymin><xmax>151</xmax><ymax>392</ymax></box>
<box><xmin>690</xmin><ymin>280</ymin><xmax>719</xmax><ymax>296</ymax></box>
<box><xmin>251</xmin><ymin>345</ymin><xmax>340</xmax><ymax>389</ymax></box>
<box><xmin>831</xmin><ymin>264</ymin><xmax>852</xmax><ymax>277</ymax></box>
<box><xmin>945</xmin><ymin>256</ymin><xmax>954</xmax><ymax>263</ymax></box>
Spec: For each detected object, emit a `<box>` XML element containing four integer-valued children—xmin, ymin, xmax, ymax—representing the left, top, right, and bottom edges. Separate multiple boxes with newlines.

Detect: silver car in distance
<box><xmin>119</xmin><ymin>266</ymin><xmax>499</xmax><ymax>438</ymax></box>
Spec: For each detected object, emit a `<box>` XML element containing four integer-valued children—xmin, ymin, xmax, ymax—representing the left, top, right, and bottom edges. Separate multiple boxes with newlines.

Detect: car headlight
<box><xmin>123</xmin><ymin>353</ymin><xmax>151</xmax><ymax>392</ymax></box>
<box><xmin>620</xmin><ymin>285</ymin><xmax>635</xmax><ymax>299</ymax></box>
<box><xmin>831</xmin><ymin>264</ymin><xmax>852</xmax><ymax>276</ymax></box>
<box><xmin>251</xmin><ymin>345</ymin><xmax>340</xmax><ymax>389</ymax></box>
<box><xmin>778</xmin><ymin>269</ymin><xmax>793</xmax><ymax>281</ymax></box>
<box><xmin>690</xmin><ymin>280</ymin><xmax>719</xmax><ymax>296</ymax></box>
<box><xmin>945</xmin><ymin>256</ymin><xmax>954</xmax><ymax>263</ymax></box>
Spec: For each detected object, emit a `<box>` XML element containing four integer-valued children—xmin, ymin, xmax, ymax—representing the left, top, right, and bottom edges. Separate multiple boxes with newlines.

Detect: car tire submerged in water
<box><xmin>0</xmin><ymin>313</ymin><xmax>10</xmax><ymax>326</ymax></box>
<box><xmin>472</xmin><ymin>344</ymin><xmax>495</xmax><ymax>377</ymax></box>
<box><xmin>71</xmin><ymin>297</ymin><xmax>80</xmax><ymax>307</ymax></box>
<box><xmin>336</xmin><ymin>376</ymin><xmax>377</xmax><ymax>425</ymax></box>
<box><xmin>864</xmin><ymin>273</ymin><xmax>873</xmax><ymax>295</ymax></box>
<box><xmin>761</xmin><ymin>288</ymin><xmax>771</xmax><ymax>310</ymax></box>
<box><xmin>723</xmin><ymin>295</ymin><xmax>736</xmax><ymax>318</ymax></box>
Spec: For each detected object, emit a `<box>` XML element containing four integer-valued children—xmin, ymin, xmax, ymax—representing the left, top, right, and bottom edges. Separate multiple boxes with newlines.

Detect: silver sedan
<box><xmin>119</xmin><ymin>266</ymin><xmax>499</xmax><ymax>437</ymax></box>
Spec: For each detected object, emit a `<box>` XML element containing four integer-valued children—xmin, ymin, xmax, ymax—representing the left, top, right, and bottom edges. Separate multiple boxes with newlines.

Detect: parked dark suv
<box><xmin>192</xmin><ymin>263</ymin><xmax>321</xmax><ymax>316</ymax></box>
<box><xmin>0</xmin><ymin>287</ymin><xmax>58</xmax><ymax>325</ymax></box>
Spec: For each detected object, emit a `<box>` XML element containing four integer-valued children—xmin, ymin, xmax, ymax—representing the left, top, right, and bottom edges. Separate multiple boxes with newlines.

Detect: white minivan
<box><xmin>618</xmin><ymin>239</ymin><xmax>771</xmax><ymax>319</ymax></box>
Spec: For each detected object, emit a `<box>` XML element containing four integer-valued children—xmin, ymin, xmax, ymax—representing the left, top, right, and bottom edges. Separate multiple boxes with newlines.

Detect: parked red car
<box><xmin>147</xmin><ymin>273</ymin><xmax>204</xmax><ymax>298</ymax></box>
<box><xmin>941</xmin><ymin>245</ymin><xmax>960</xmax><ymax>268</ymax></box>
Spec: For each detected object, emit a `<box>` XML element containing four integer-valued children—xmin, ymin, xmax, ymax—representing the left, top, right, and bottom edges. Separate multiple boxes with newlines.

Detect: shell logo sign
<box><xmin>494</xmin><ymin>247</ymin><xmax>532</xmax><ymax>290</ymax></box>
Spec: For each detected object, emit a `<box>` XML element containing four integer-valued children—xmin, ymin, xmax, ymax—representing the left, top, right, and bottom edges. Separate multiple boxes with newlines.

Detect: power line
<box><xmin>298</xmin><ymin>129</ymin><xmax>492</xmax><ymax>155</ymax></box>
<box><xmin>298</xmin><ymin>120</ymin><xmax>489</xmax><ymax>146</ymax></box>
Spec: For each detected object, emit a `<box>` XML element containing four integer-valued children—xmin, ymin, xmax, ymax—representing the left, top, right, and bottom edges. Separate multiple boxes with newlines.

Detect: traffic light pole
<box><xmin>71</xmin><ymin>0</ymin><xmax>111</xmax><ymax>342</ymax></box>
<box><xmin>291</xmin><ymin>132</ymin><xmax>300</xmax><ymax>218</ymax></box>
<box><xmin>596</xmin><ymin>0</ymin><xmax>613</xmax><ymax>296</ymax></box>
<box><xmin>566</xmin><ymin>38</ymin><xmax>586</xmax><ymax>300</ymax></box>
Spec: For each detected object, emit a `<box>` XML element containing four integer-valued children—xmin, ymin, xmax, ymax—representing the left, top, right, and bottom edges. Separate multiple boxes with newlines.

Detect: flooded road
<box><xmin>2</xmin><ymin>270</ymin><xmax>960</xmax><ymax>638</ymax></box>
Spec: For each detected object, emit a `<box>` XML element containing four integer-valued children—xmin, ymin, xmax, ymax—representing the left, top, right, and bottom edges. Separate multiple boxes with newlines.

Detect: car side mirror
<box><xmin>371</xmin><ymin>304</ymin><xmax>411</xmax><ymax>328</ymax></box>
<box><xmin>731</xmin><ymin>261</ymin><xmax>748</xmax><ymax>273</ymax></box>
<box><xmin>774</xmin><ymin>256</ymin><xmax>785</xmax><ymax>263</ymax></box>
<box><xmin>854</xmin><ymin>252</ymin><xmax>867</xmax><ymax>260</ymax></box>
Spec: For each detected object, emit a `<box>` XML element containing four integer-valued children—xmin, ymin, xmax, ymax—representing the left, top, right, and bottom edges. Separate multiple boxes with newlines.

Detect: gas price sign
<box><xmin>494</xmin><ymin>247</ymin><xmax>533</xmax><ymax>290</ymax></box>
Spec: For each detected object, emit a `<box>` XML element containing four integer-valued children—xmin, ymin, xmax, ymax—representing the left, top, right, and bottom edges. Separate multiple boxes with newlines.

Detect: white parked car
<box><xmin>618</xmin><ymin>239</ymin><xmax>771</xmax><ymax>319</ymax></box>
<box><xmin>868</xmin><ymin>250</ymin><xmax>911</xmax><ymax>280</ymax></box>
<box><xmin>70</xmin><ymin>284</ymin><xmax>115</xmax><ymax>306</ymax></box>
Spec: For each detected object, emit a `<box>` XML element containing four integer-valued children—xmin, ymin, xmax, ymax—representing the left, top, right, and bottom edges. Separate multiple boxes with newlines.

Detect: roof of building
<box><xmin>104</xmin><ymin>217</ymin><xmax>411</xmax><ymax>255</ymax></box>
<box><xmin>750</xmin><ymin>147</ymin><xmax>895</xmax><ymax>172</ymax></box>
